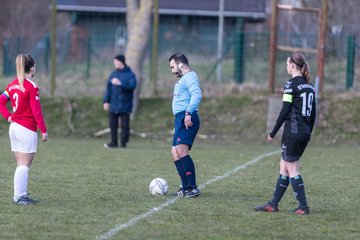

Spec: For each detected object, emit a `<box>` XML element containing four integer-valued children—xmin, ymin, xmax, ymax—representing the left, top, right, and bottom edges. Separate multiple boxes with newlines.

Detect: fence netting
<box><xmin>1</xmin><ymin>11</ymin><xmax>358</xmax><ymax>97</ymax></box>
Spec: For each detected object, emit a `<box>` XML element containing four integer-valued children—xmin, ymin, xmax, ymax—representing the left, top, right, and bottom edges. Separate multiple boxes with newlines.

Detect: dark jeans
<box><xmin>109</xmin><ymin>112</ymin><xmax>130</xmax><ymax>147</ymax></box>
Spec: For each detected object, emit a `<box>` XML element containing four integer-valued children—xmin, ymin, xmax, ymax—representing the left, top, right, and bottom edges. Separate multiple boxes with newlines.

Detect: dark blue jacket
<box><xmin>103</xmin><ymin>66</ymin><xmax>137</xmax><ymax>113</ymax></box>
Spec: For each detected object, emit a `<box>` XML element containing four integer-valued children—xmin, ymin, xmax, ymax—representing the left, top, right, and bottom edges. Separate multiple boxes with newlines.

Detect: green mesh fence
<box><xmin>1</xmin><ymin>11</ymin><xmax>357</xmax><ymax>96</ymax></box>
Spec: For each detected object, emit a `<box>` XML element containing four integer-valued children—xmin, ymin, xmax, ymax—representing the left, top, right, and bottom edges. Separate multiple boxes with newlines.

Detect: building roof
<box><xmin>56</xmin><ymin>0</ymin><xmax>266</xmax><ymax>19</ymax></box>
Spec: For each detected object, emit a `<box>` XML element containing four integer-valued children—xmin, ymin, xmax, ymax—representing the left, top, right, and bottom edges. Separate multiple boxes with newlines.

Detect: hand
<box><xmin>111</xmin><ymin>78</ymin><xmax>121</xmax><ymax>86</ymax></box>
<box><xmin>42</xmin><ymin>132</ymin><xmax>48</xmax><ymax>142</ymax></box>
<box><xmin>7</xmin><ymin>116</ymin><xmax>13</xmax><ymax>123</ymax></box>
<box><xmin>103</xmin><ymin>103</ymin><xmax>109</xmax><ymax>111</ymax></box>
<box><xmin>266</xmin><ymin>134</ymin><xmax>273</xmax><ymax>143</ymax></box>
<box><xmin>184</xmin><ymin>115</ymin><xmax>193</xmax><ymax>129</ymax></box>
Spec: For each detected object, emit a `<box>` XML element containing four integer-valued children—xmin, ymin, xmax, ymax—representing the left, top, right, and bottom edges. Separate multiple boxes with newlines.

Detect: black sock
<box><xmin>290</xmin><ymin>175</ymin><xmax>308</xmax><ymax>208</ymax></box>
<box><xmin>174</xmin><ymin>159</ymin><xmax>189</xmax><ymax>190</ymax></box>
<box><xmin>270</xmin><ymin>175</ymin><xmax>289</xmax><ymax>206</ymax></box>
<box><xmin>181</xmin><ymin>155</ymin><xmax>197</xmax><ymax>189</ymax></box>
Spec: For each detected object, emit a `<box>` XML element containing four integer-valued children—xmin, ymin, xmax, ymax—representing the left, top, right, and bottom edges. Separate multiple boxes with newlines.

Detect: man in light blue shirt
<box><xmin>169</xmin><ymin>53</ymin><xmax>202</xmax><ymax>198</ymax></box>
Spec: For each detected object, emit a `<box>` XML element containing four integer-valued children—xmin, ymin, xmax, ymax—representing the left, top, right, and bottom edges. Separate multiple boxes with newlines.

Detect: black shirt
<box><xmin>270</xmin><ymin>76</ymin><xmax>316</xmax><ymax>138</ymax></box>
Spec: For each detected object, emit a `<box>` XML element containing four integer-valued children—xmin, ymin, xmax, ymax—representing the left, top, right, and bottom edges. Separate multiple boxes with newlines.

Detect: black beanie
<box><xmin>114</xmin><ymin>54</ymin><xmax>126</xmax><ymax>65</ymax></box>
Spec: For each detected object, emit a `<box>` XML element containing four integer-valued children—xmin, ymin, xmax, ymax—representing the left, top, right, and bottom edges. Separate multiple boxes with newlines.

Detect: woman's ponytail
<box><xmin>291</xmin><ymin>53</ymin><xmax>311</xmax><ymax>83</ymax></box>
<box><xmin>15</xmin><ymin>54</ymin><xmax>25</xmax><ymax>87</ymax></box>
<box><xmin>302</xmin><ymin>62</ymin><xmax>311</xmax><ymax>83</ymax></box>
<box><xmin>15</xmin><ymin>54</ymin><xmax>35</xmax><ymax>87</ymax></box>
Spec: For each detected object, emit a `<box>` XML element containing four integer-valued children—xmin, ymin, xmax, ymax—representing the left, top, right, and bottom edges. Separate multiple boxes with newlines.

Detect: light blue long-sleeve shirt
<box><xmin>172</xmin><ymin>71</ymin><xmax>202</xmax><ymax>115</ymax></box>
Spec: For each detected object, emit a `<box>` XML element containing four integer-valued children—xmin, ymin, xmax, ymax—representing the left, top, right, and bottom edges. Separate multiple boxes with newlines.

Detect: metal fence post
<box><xmin>3</xmin><ymin>39</ymin><xmax>11</xmax><ymax>76</ymax></box>
<box><xmin>86</xmin><ymin>35</ymin><xmax>91</xmax><ymax>78</ymax></box>
<box><xmin>234</xmin><ymin>18</ymin><xmax>244</xmax><ymax>84</ymax></box>
<box><xmin>44</xmin><ymin>34</ymin><xmax>50</xmax><ymax>74</ymax></box>
<box><xmin>346</xmin><ymin>35</ymin><xmax>355</xmax><ymax>90</ymax></box>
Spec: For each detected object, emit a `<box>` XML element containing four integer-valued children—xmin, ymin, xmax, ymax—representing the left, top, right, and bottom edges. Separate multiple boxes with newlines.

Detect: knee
<box><xmin>288</xmin><ymin>170</ymin><xmax>300</xmax><ymax>178</ymax></box>
<box><xmin>171</xmin><ymin>149</ymin><xmax>179</xmax><ymax>161</ymax></box>
<box><xmin>283</xmin><ymin>162</ymin><xmax>300</xmax><ymax>178</ymax></box>
<box><xmin>175</xmin><ymin>148</ymin><xmax>188</xmax><ymax>159</ymax></box>
<box><xmin>279</xmin><ymin>163</ymin><xmax>289</xmax><ymax>176</ymax></box>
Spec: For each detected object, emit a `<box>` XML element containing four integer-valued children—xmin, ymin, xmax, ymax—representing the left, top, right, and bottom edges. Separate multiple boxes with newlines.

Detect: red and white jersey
<box><xmin>0</xmin><ymin>78</ymin><xmax>47</xmax><ymax>133</ymax></box>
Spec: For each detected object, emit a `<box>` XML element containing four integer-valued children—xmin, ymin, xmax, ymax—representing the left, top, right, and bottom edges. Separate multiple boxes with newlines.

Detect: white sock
<box><xmin>13</xmin><ymin>165</ymin><xmax>29</xmax><ymax>201</ymax></box>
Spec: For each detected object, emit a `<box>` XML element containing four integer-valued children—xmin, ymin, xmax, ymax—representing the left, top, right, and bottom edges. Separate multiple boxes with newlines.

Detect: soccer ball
<box><xmin>149</xmin><ymin>178</ymin><xmax>169</xmax><ymax>196</ymax></box>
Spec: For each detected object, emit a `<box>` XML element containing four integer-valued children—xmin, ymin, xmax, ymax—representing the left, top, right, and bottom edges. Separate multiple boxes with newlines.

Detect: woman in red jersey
<box><xmin>0</xmin><ymin>54</ymin><xmax>48</xmax><ymax>205</ymax></box>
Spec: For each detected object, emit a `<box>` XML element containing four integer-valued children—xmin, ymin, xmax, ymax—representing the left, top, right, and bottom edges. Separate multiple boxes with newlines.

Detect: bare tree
<box><xmin>274</xmin><ymin>0</ymin><xmax>360</xmax><ymax>37</ymax></box>
<box><xmin>300</xmin><ymin>0</ymin><xmax>360</xmax><ymax>36</ymax></box>
<box><xmin>0</xmin><ymin>0</ymin><xmax>50</xmax><ymax>47</ymax></box>
<box><xmin>125</xmin><ymin>0</ymin><xmax>154</xmax><ymax>113</ymax></box>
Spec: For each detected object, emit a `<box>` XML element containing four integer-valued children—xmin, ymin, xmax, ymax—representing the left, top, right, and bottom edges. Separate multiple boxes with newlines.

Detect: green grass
<box><xmin>18</xmin><ymin>94</ymin><xmax>358</xmax><ymax>145</ymax></box>
<box><xmin>0</xmin><ymin>136</ymin><xmax>359</xmax><ymax>240</ymax></box>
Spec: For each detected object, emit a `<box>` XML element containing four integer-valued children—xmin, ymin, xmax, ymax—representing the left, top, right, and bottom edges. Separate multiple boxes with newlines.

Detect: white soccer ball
<box><xmin>149</xmin><ymin>178</ymin><xmax>169</xmax><ymax>196</ymax></box>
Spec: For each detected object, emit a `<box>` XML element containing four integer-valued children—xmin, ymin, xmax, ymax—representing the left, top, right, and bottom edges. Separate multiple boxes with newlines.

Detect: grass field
<box><xmin>0</xmin><ymin>136</ymin><xmax>359</xmax><ymax>240</ymax></box>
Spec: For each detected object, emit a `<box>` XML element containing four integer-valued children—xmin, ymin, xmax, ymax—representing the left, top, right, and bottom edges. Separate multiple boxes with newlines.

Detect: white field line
<box><xmin>96</xmin><ymin>149</ymin><xmax>280</xmax><ymax>240</ymax></box>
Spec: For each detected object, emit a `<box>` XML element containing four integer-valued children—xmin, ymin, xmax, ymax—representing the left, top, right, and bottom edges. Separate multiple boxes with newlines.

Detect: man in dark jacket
<box><xmin>103</xmin><ymin>54</ymin><xmax>137</xmax><ymax>148</ymax></box>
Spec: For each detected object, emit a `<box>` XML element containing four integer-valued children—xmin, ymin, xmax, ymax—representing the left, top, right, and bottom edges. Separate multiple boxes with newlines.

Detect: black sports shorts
<box><xmin>281</xmin><ymin>133</ymin><xmax>310</xmax><ymax>162</ymax></box>
<box><xmin>172</xmin><ymin>111</ymin><xmax>200</xmax><ymax>150</ymax></box>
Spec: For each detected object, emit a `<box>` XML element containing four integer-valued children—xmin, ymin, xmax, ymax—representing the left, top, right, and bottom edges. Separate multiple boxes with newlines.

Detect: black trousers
<box><xmin>109</xmin><ymin>112</ymin><xmax>130</xmax><ymax>147</ymax></box>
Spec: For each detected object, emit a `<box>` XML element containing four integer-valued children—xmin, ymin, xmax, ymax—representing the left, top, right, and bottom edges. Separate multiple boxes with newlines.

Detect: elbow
<box><xmin>197</xmin><ymin>92</ymin><xmax>202</xmax><ymax>102</ymax></box>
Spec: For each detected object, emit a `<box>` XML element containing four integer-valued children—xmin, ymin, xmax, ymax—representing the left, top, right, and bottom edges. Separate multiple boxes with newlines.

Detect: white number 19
<box><xmin>300</xmin><ymin>92</ymin><xmax>314</xmax><ymax>117</ymax></box>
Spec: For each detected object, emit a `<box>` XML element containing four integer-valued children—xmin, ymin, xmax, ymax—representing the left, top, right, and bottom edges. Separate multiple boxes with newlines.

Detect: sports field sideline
<box><xmin>0</xmin><ymin>136</ymin><xmax>359</xmax><ymax>240</ymax></box>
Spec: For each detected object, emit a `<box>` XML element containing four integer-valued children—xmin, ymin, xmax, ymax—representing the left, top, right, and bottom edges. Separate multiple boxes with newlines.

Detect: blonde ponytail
<box><xmin>16</xmin><ymin>54</ymin><xmax>25</xmax><ymax>87</ymax></box>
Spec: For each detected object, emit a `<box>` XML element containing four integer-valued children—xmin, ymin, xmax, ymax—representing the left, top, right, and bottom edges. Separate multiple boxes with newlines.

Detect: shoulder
<box><xmin>5</xmin><ymin>80</ymin><xmax>14</xmax><ymax>89</ymax></box>
<box><xmin>9</xmin><ymin>78</ymin><xmax>19</xmax><ymax>86</ymax></box>
<box><xmin>283</xmin><ymin>82</ymin><xmax>293</xmax><ymax>94</ymax></box>
<box><xmin>182</xmin><ymin>71</ymin><xmax>199</xmax><ymax>82</ymax></box>
<box><xmin>25</xmin><ymin>79</ymin><xmax>38</xmax><ymax>88</ymax></box>
<box><xmin>283</xmin><ymin>77</ymin><xmax>302</xmax><ymax>93</ymax></box>
<box><xmin>291</xmin><ymin>77</ymin><xmax>314</xmax><ymax>91</ymax></box>
<box><xmin>110</xmin><ymin>70</ymin><xmax>117</xmax><ymax>76</ymax></box>
<box><xmin>188</xmin><ymin>71</ymin><xmax>198</xmax><ymax>79</ymax></box>
<box><xmin>24</xmin><ymin>79</ymin><xmax>39</xmax><ymax>89</ymax></box>
<box><xmin>124</xmin><ymin>67</ymin><xmax>136</xmax><ymax>76</ymax></box>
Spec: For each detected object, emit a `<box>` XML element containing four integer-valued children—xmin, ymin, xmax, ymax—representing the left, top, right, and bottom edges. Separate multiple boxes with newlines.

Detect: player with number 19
<box><xmin>255</xmin><ymin>53</ymin><xmax>316</xmax><ymax>215</ymax></box>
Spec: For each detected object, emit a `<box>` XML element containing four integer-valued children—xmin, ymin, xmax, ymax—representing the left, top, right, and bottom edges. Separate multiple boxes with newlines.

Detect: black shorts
<box><xmin>172</xmin><ymin>111</ymin><xmax>200</xmax><ymax>150</ymax></box>
<box><xmin>281</xmin><ymin>133</ymin><xmax>310</xmax><ymax>162</ymax></box>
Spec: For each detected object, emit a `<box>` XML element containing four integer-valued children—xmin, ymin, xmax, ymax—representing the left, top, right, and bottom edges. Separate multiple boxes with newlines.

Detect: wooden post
<box><xmin>317</xmin><ymin>0</ymin><xmax>328</xmax><ymax>91</ymax></box>
<box><xmin>150</xmin><ymin>0</ymin><xmax>159</xmax><ymax>96</ymax></box>
<box><xmin>50</xmin><ymin>0</ymin><xmax>57</xmax><ymax>96</ymax></box>
<box><xmin>269</xmin><ymin>0</ymin><xmax>278</xmax><ymax>93</ymax></box>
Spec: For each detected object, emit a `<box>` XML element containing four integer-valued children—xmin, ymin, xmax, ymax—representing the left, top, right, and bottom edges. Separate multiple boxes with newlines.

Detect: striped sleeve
<box><xmin>0</xmin><ymin>90</ymin><xmax>11</xmax><ymax>119</ymax></box>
